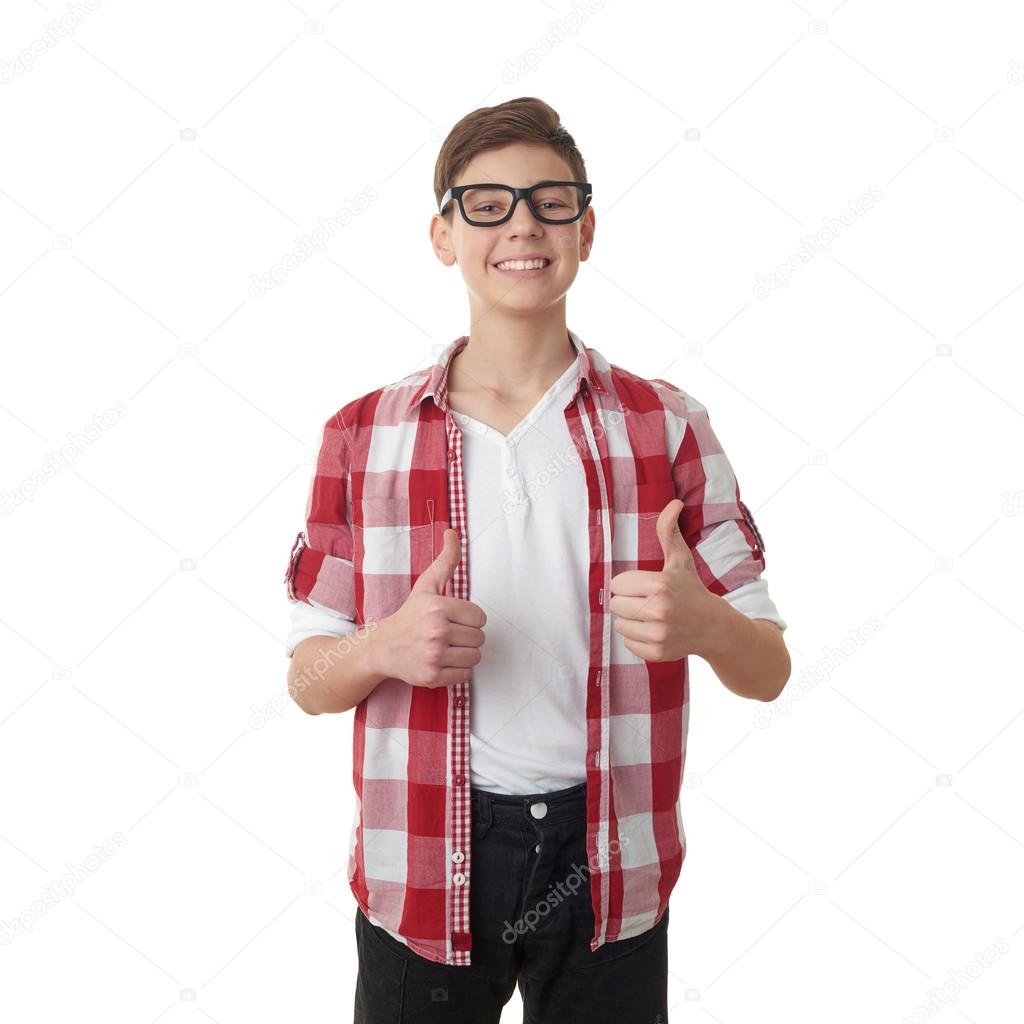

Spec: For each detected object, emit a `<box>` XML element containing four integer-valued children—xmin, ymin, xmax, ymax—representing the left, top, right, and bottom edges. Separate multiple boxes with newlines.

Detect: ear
<box><xmin>429</xmin><ymin>214</ymin><xmax>457</xmax><ymax>268</ymax></box>
<box><xmin>579</xmin><ymin>206</ymin><xmax>596</xmax><ymax>261</ymax></box>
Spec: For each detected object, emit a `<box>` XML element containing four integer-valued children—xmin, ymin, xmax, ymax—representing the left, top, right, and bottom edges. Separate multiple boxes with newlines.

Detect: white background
<box><xmin>2</xmin><ymin>0</ymin><xmax>1023</xmax><ymax>1021</ymax></box>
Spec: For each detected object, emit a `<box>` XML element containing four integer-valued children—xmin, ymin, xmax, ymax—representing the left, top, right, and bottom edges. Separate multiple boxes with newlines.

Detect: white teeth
<box><xmin>495</xmin><ymin>258</ymin><xmax>549</xmax><ymax>271</ymax></box>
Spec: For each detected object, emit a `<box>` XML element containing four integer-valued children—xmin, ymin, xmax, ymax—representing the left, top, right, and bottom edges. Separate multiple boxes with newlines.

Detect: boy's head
<box><xmin>430</xmin><ymin>97</ymin><xmax>595</xmax><ymax>323</ymax></box>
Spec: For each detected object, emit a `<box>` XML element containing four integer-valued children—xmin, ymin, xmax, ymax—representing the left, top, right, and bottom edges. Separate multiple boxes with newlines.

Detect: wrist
<box><xmin>364</xmin><ymin>615</ymin><xmax>393</xmax><ymax>679</ymax></box>
<box><xmin>693</xmin><ymin>593</ymin><xmax>739</xmax><ymax>662</ymax></box>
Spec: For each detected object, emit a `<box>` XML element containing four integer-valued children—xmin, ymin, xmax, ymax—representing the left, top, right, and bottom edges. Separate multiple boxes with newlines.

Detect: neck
<box><xmin>450</xmin><ymin>310</ymin><xmax>577</xmax><ymax>400</ymax></box>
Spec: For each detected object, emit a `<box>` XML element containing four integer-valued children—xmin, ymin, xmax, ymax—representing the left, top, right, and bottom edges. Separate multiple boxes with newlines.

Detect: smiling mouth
<box><xmin>492</xmin><ymin>257</ymin><xmax>553</xmax><ymax>272</ymax></box>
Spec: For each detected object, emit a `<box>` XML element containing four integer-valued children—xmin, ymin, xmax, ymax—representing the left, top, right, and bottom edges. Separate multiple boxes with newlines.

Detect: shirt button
<box><xmin>447</xmin><ymin>448</ymin><xmax>455</xmax><ymax>461</ymax></box>
<box><xmin>453</xmin><ymin>872</ymin><xmax>466</xmax><ymax>885</ymax></box>
<box><xmin>455</xmin><ymin>696</ymin><xmax>464</xmax><ymax>707</ymax></box>
<box><xmin>454</xmin><ymin>774</ymin><xmax>465</xmax><ymax>786</ymax></box>
<box><xmin>452</xmin><ymin>851</ymin><xmax>465</xmax><ymax>863</ymax></box>
<box><xmin>530</xmin><ymin>802</ymin><xmax>548</xmax><ymax>819</ymax></box>
<box><xmin>505</xmin><ymin>466</ymin><xmax>515</xmax><ymax>477</ymax></box>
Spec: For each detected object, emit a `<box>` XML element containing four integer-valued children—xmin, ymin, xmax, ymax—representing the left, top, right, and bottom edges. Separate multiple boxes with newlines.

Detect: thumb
<box><xmin>657</xmin><ymin>499</ymin><xmax>692</xmax><ymax>570</ymax></box>
<box><xmin>413</xmin><ymin>527</ymin><xmax>461</xmax><ymax>595</ymax></box>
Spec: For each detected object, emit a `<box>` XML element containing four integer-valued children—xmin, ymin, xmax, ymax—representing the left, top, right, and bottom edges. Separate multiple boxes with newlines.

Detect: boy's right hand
<box><xmin>373</xmin><ymin>528</ymin><xmax>487</xmax><ymax>689</ymax></box>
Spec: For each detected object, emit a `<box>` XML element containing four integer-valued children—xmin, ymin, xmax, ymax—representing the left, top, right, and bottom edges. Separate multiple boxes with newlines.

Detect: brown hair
<box><xmin>433</xmin><ymin>97</ymin><xmax>587</xmax><ymax>220</ymax></box>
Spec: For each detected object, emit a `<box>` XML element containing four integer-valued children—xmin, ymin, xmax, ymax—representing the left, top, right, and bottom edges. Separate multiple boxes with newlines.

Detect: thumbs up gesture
<box><xmin>375</xmin><ymin>528</ymin><xmax>488</xmax><ymax>689</ymax></box>
<box><xmin>608</xmin><ymin>499</ymin><xmax>719</xmax><ymax>663</ymax></box>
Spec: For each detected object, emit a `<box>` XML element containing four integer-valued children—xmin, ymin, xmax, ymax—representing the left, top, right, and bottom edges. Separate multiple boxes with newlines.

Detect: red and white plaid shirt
<box><xmin>285</xmin><ymin>329</ymin><xmax>780</xmax><ymax>967</ymax></box>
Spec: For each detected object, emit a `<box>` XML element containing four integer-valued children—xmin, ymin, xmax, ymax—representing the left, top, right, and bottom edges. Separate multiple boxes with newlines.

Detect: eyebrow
<box><xmin>471</xmin><ymin>178</ymin><xmax>564</xmax><ymax>186</ymax></box>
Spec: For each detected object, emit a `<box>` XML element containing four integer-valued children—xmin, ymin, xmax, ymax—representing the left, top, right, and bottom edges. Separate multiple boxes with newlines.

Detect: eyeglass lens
<box><xmin>460</xmin><ymin>185</ymin><xmax>584</xmax><ymax>224</ymax></box>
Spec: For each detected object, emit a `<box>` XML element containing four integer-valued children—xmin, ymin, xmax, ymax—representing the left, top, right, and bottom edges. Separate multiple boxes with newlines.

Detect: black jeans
<box><xmin>353</xmin><ymin>780</ymin><xmax>670</xmax><ymax>1023</ymax></box>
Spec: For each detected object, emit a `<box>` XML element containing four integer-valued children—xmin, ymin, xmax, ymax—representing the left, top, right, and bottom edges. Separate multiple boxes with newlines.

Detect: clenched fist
<box><xmin>373</xmin><ymin>528</ymin><xmax>487</xmax><ymax>688</ymax></box>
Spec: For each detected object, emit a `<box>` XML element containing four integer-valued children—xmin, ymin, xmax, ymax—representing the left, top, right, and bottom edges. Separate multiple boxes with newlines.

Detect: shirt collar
<box><xmin>407</xmin><ymin>328</ymin><xmax>605</xmax><ymax>411</ymax></box>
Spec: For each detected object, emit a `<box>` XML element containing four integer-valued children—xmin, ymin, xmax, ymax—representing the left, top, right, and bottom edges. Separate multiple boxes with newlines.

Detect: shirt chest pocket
<box><xmin>633</xmin><ymin>480</ymin><xmax>679</xmax><ymax>567</ymax></box>
<box><xmin>352</xmin><ymin>496</ymin><xmax>434</xmax><ymax>579</ymax></box>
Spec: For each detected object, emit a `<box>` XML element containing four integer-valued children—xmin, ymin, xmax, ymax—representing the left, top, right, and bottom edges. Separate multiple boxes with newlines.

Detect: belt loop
<box><xmin>472</xmin><ymin>789</ymin><xmax>493</xmax><ymax>840</ymax></box>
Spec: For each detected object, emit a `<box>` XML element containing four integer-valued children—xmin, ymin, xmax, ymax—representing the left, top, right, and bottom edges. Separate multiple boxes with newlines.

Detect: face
<box><xmin>430</xmin><ymin>141</ymin><xmax>596</xmax><ymax>320</ymax></box>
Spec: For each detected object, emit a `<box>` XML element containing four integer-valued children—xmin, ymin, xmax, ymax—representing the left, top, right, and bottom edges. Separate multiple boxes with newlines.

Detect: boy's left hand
<box><xmin>608</xmin><ymin>499</ymin><xmax>720</xmax><ymax>662</ymax></box>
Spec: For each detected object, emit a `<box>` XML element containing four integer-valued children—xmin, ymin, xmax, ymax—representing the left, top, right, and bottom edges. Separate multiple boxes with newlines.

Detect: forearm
<box><xmin>287</xmin><ymin>621</ymin><xmax>390</xmax><ymax>715</ymax></box>
<box><xmin>697</xmin><ymin>596</ymin><xmax>790</xmax><ymax>702</ymax></box>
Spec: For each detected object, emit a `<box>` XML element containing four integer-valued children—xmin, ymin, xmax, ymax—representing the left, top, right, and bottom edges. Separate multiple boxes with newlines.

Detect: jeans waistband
<box><xmin>471</xmin><ymin>780</ymin><xmax>587</xmax><ymax>831</ymax></box>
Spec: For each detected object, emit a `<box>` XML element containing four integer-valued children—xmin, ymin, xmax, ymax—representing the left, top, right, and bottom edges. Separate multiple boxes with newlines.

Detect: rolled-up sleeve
<box><xmin>284</xmin><ymin>407</ymin><xmax>358</xmax><ymax>631</ymax></box>
<box><xmin>284</xmin><ymin>597</ymin><xmax>360</xmax><ymax>657</ymax></box>
<box><xmin>664</xmin><ymin>386</ymin><xmax>786</xmax><ymax>632</ymax></box>
<box><xmin>717</xmin><ymin>578</ymin><xmax>786</xmax><ymax>631</ymax></box>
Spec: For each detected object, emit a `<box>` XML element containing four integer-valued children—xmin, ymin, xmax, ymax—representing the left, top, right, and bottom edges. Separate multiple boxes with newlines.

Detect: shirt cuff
<box><xmin>285</xmin><ymin>597</ymin><xmax>359</xmax><ymax>657</ymax></box>
<box><xmin>720</xmin><ymin>577</ymin><xmax>787</xmax><ymax>631</ymax></box>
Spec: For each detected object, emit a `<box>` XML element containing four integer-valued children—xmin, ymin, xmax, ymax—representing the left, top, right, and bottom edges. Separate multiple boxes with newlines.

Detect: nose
<box><xmin>505</xmin><ymin>195</ymin><xmax>544</xmax><ymax>237</ymax></box>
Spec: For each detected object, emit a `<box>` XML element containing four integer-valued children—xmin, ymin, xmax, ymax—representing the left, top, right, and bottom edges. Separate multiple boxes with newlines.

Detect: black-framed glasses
<box><xmin>439</xmin><ymin>180</ymin><xmax>593</xmax><ymax>226</ymax></box>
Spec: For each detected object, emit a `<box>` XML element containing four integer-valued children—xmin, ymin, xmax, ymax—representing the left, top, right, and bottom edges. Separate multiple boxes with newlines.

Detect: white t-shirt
<box><xmin>286</xmin><ymin>354</ymin><xmax>786</xmax><ymax>794</ymax></box>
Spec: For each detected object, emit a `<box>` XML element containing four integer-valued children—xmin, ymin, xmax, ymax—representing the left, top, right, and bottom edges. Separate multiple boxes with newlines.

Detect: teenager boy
<box><xmin>284</xmin><ymin>97</ymin><xmax>790</xmax><ymax>1023</ymax></box>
